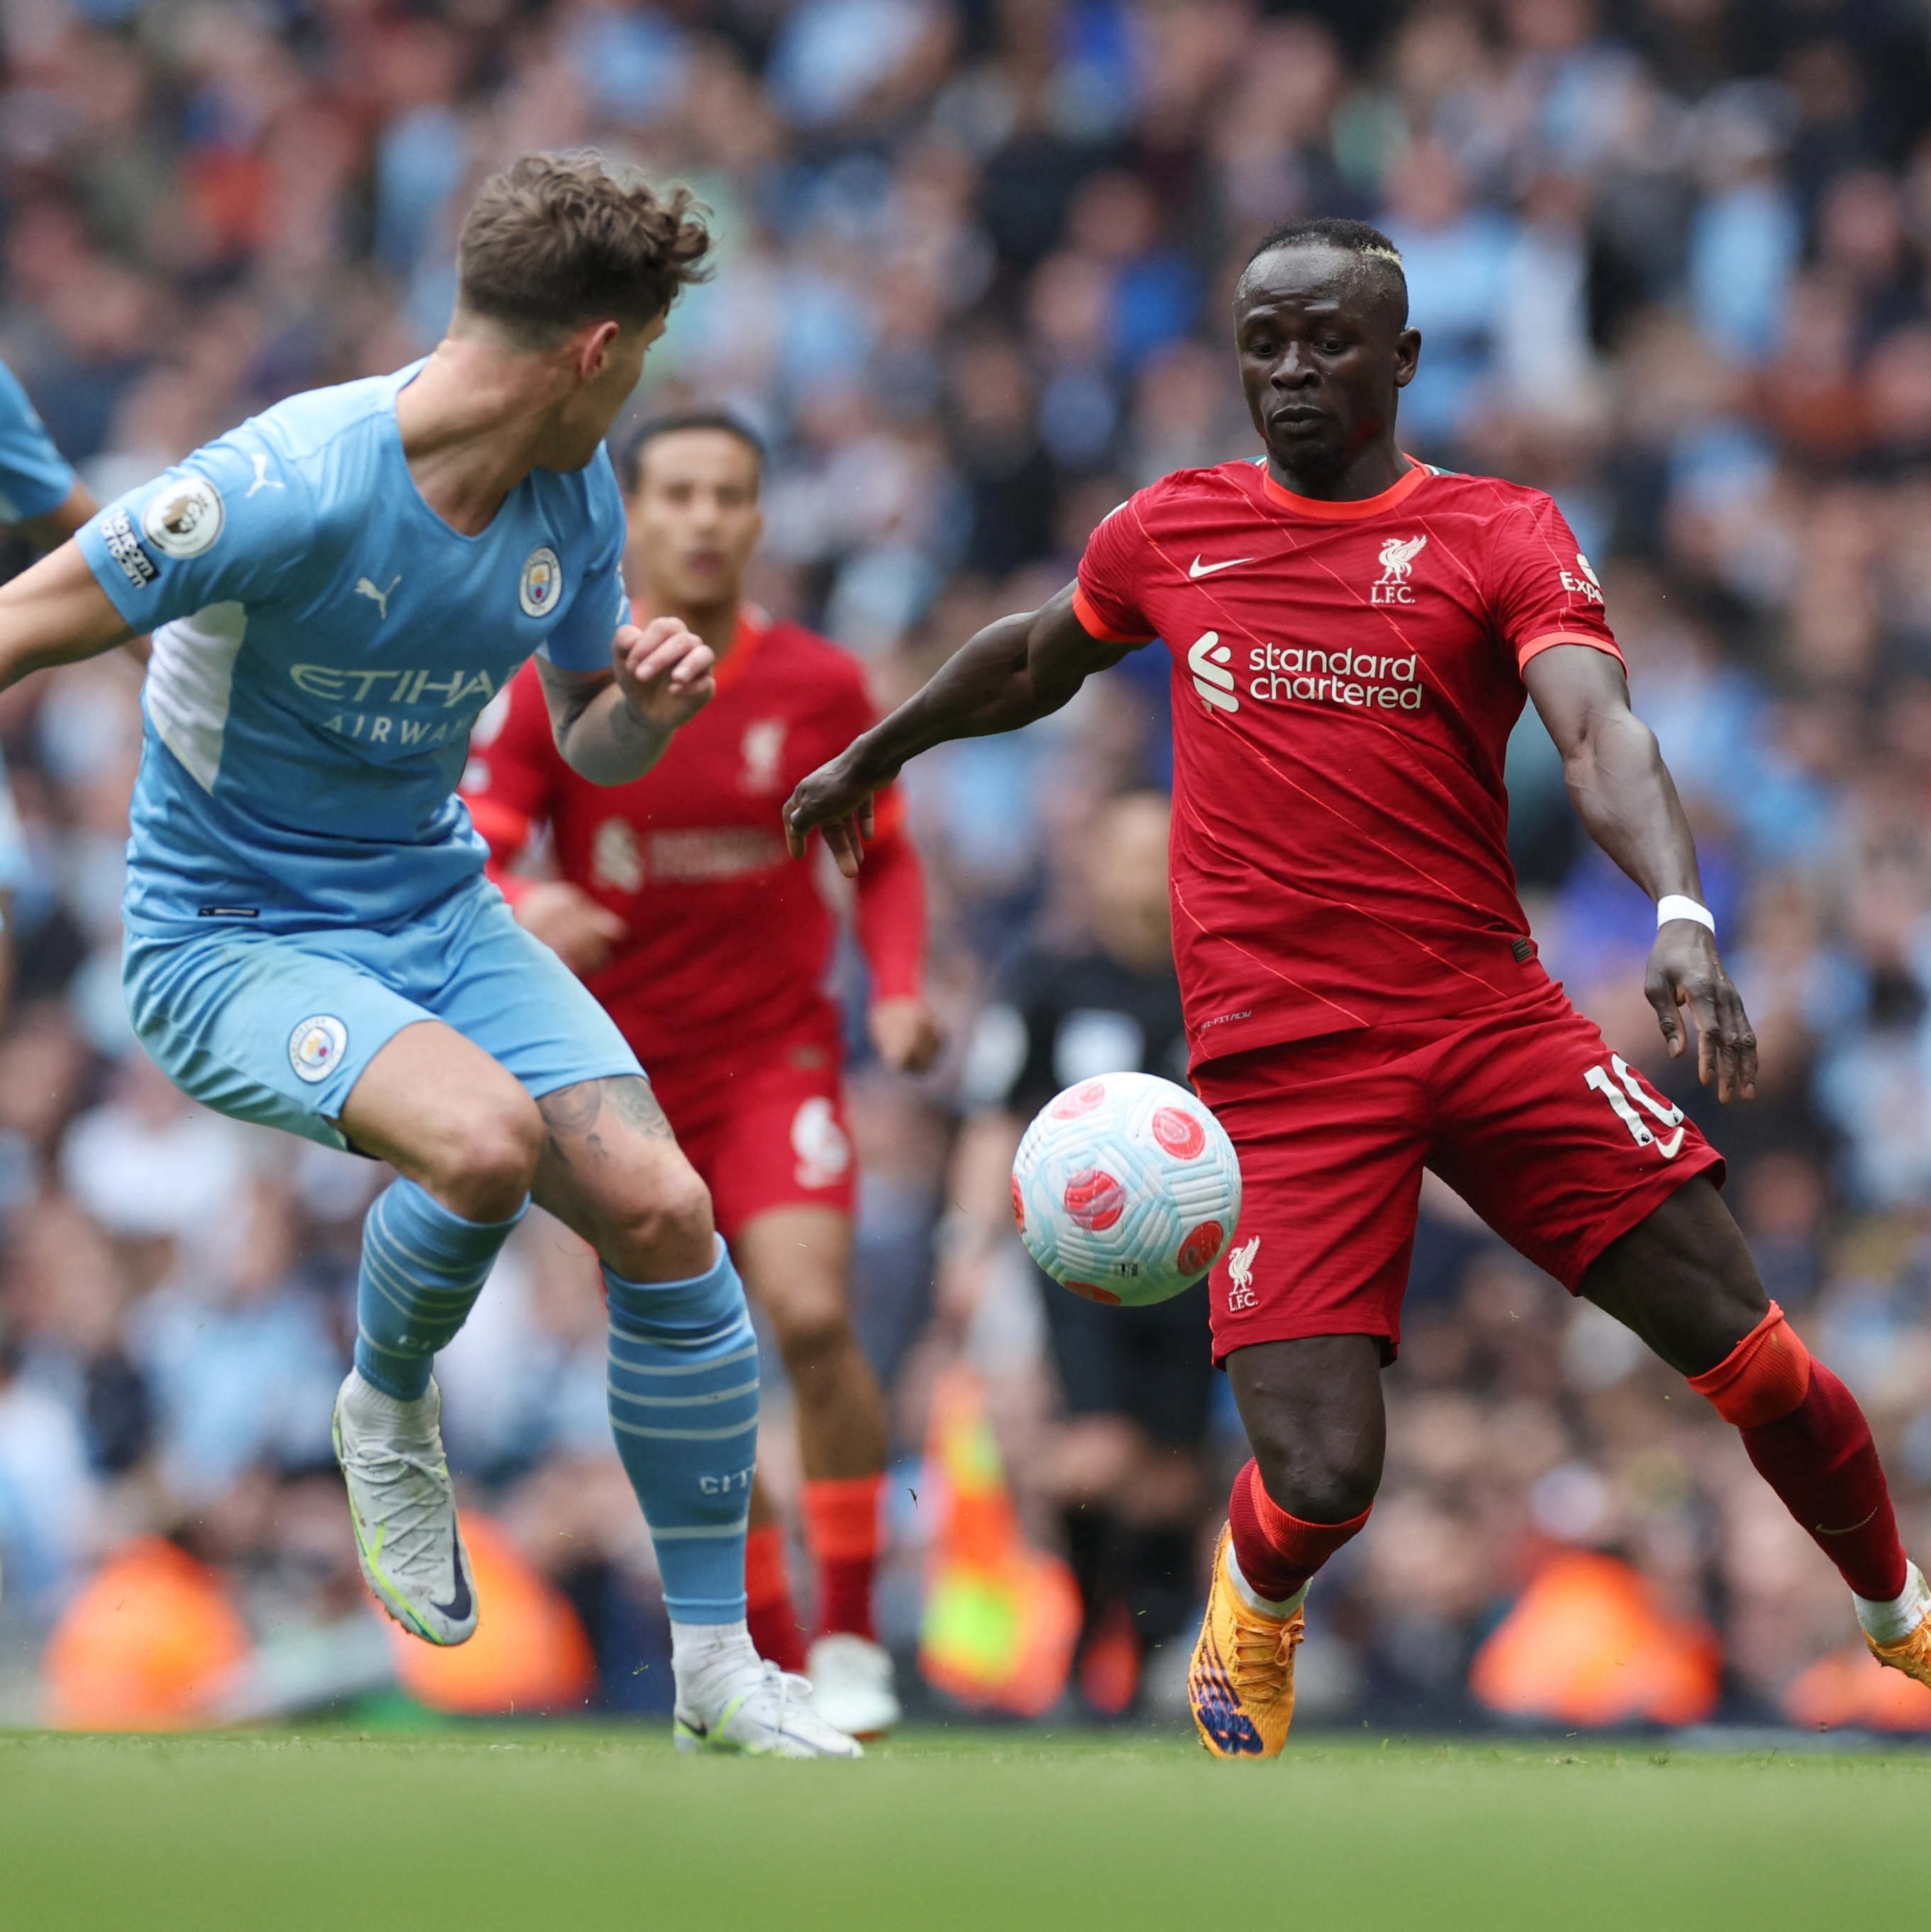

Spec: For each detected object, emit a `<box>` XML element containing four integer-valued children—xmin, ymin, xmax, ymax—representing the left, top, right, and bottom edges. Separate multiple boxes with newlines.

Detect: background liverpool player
<box><xmin>784</xmin><ymin>218</ymin><xmax>1931</xmax><ymax>1755</ymax></box>
<box><xmin>462</xmin><ymin>411</ymin><xmax>940</xmax><ymax>1739</ymax></box>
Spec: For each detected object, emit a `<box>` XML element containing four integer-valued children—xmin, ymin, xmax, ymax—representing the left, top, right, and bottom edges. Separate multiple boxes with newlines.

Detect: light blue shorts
<box><xmin>123</xmin><ymin>880</ymin><xmax>641</xmax><ymax>1150</ymax></box>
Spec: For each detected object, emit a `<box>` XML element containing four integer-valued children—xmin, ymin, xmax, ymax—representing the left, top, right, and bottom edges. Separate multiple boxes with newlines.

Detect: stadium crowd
<box><xmin>4</xmin><ymin>0</ymin><xmax>1931</xmax><ymax>1731</ymax></box>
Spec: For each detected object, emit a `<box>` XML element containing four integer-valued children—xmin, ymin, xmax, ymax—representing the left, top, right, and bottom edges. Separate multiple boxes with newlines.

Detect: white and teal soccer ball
<box><xmin>1011</xmin><ymin>1071</ymin><xmax>1242</xmax><ymax>1307</ymax></box>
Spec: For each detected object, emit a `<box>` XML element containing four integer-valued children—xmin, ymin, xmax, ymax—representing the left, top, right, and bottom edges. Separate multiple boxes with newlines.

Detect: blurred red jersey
<box><xmin>1074</xmin><ymin>457</ymin><xmax>1623</xmax><ymax>1067</ymax></box>
<box><xmin>461</xmin><ymin>610</ymin><xmax>925</xmax><ymax>1072</ymax></box>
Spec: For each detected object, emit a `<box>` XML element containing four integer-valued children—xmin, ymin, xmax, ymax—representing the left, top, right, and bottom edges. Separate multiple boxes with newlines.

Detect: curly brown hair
<box><xmin>457</xmin><ymin>151</ymin><xmax>712</xmax><ymax>344</ymax></box>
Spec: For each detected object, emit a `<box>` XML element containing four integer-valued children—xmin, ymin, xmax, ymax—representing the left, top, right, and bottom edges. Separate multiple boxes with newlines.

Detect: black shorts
<box><xmin>1036</xmin><ymin>1268</ymin><xmax>1215</xmax><ymax>1447</ymax></box>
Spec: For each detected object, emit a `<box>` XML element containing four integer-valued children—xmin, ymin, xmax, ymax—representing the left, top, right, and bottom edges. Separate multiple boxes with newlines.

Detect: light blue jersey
<box><xmin>0</xmin><ymin>359</ymin><xmax>77</xmax><ymax>526</ymax></box>
<box><xmin>78</xmin><ymin>362</ymin><xmax>628</xmax><ymax>934</ymax></box>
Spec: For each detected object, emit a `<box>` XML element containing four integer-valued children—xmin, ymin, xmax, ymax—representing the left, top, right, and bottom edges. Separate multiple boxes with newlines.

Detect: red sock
<box><xmin>1225</xmin><ymin>1458</ymin><xmax>1369</xmax><ymax>1603</ymax></box>
<box><xmin>801</xmin><ymin>1475</ymin><xmax>882</xmax><ymax>1641</ymax></box>
<box><xmin>1689</xmin><ymin>1304</ymin><xmax>1908</xmax><ymax>1603</ymax></box>
<box><xmin>744</xmin><ymin>1523</ymin><xmax>807</xmax><ymax>1672</ymax></box>
<box><xmin>1740</xmin><ymin>1365</ymin><xmax>1908</xmax><ymax>1601</ymax></box>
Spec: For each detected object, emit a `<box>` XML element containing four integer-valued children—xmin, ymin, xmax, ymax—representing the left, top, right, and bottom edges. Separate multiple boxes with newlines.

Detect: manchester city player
<box><xmin>0</xmin><ymin>357</ymin><xmax>98</xmax><ymax>547</ymax></box>
<box><xmin>0</xmin><ymin>152</ymin><xmax>857</xmax><ymax>1757</ymax></box>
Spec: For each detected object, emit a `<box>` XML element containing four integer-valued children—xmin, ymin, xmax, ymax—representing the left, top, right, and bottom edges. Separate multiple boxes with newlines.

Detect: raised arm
<box><xmin>1523</xmin><ymin>643</ymin><xmax>1756</xmax><ymax>1101</ymax></box>
<box><xmin>0</xmin><ymin>540</ymin><xmax>137</xmax><ymax>689</ymax></box>
<box><xmin>534</xmin><ymin>614</ymin><xmax>715</xmax><ymax>787</ymax></box>
<box><xmin>784</xmin><ymin>582</ymin><xmax>1132</xmax><ymax>876</ymax></box>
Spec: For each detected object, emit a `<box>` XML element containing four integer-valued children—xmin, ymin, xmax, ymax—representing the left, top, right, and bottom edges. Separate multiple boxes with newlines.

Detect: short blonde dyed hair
<box><xmin>457</xmin><ymin>151</ymin><xmax>712</xmax><ymax>345</ymax></box>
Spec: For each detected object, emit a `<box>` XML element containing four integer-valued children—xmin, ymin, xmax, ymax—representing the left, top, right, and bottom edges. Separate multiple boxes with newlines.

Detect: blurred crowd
<box><xmin>5</xmin><ymin>0</ymin><xmax>1931</xmax><ymax>1731</ymax></box>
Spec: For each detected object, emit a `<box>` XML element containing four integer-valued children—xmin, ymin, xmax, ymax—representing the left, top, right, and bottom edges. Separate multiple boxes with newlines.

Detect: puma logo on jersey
<box><xmin>1372</xmin><ymin>535</ymin><xmax>1426</xmax><ymax>604</ymax></box>
<box><xmin>1226</xmin><ymin>1235</ymin><xmax>1260</xmax><ymax>1309</ymax></box>
<box><xmin>355</xmin><ymin>575</ymin><xmax>401</xmax><ymax>622</ymax></box>
<box><xmin>1188</xmin><ymin>631</ymin><xmax>1238</xmax><ymax>714</ymax></box>
<box><xmin>246</xmin><ymin>454</ymin><xmax>285</xmax><ymax>498</ymax></box>
<box><xmin>1189</xmin><ymin>555</ymin><xmax>1254</xmax><ymax>578</ymax></box>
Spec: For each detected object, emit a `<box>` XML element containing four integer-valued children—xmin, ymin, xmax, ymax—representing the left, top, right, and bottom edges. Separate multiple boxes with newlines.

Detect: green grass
<box><xmin>0</xmin><ymin>1724</ymin><xmax>1925</xmax><ymax>1930</ymax></box>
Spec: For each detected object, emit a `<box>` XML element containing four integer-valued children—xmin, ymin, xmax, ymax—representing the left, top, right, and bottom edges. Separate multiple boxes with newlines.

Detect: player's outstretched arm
<box><xmin>0</xmin><ymin>540</ymin><xmax>135</xmax><ymax>689</ymax></box>
<box><xmin>535</xmin><ymin>615</ymin><xmax>715</xmax><ymax>786</ymax></box>
<box><xmin>784</xmin><ymin>582</ymin><xmax>1130</xmax><ymax>877</ymax></box>
<box><xmin>1524</xmin><ymin>643</ymin><xmax>1757</xmax><ymax>1102</ymax></box>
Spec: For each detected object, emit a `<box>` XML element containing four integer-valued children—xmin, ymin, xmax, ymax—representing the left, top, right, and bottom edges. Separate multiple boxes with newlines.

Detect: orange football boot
<box><xmin>1187</xmin><ymin>1526</ymin><xmax>1303</xmax><ymax>1759</ymax></box>
<box><xmin>1866</xmin><ymin>1580</ymin><xmax>1931</xmax><ymax>1689</ymax></box>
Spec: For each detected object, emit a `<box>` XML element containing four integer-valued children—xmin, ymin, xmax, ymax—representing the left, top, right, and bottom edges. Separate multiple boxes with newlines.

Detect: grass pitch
<box><xmin>0</xmin><ymin>1724</ymin><xmax>1923</xmax><ymax>1930</ymax></box>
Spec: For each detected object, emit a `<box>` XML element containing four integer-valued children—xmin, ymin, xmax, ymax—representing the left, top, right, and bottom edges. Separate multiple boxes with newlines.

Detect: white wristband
<box><xmin>1656</xmin><ymin>895</ymin><xmax>1715</xmax><ymax>935</ymax></box>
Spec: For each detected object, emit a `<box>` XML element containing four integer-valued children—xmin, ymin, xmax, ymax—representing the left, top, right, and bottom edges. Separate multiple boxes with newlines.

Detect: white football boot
<box><xmin>674</xmin><ymin>1630</ymin><xmax>864</xmax><ymax>1758</ymax></box>
<box><xmin>331</xmin><ymin>1370</ymin><xmax>477</xmax><ymax>1645</ymax></box>
<box><xmin>805</xmin><ymin>1633</ymin><xmax>902</xmax><ymax>1739</ymax></box>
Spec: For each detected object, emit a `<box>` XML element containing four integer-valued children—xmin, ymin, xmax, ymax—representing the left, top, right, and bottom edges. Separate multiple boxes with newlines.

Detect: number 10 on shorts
<box><xmin>1584</xmin><ymin>1054</ymin><xmax>1687</xmax><ymax>1159</ymax></box>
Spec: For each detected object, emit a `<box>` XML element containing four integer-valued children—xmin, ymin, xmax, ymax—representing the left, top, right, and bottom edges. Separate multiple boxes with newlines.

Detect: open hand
<box><xmin>784</xmin><ymin>750</ymin><xmax>887</xmax><ymax>877</ymax></box>
<box><xmin>1646</xmin><ymin>921</ymin><xmax>1757</xmax><ymax>1101</ymax></box>
<box><xmin>614</xmin><ymin>616</ymin><xmax>714</xmax><ymax>731</ymax></box>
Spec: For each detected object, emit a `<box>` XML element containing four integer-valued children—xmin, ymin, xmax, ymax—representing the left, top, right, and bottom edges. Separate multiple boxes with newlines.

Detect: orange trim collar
<box><xmin>1260</xmin><ymin>459</ymin><xmax>1430</xmax><ymax>522</ymax></box>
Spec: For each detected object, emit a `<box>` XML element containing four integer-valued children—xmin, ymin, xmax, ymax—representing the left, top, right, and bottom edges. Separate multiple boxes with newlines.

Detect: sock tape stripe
<box><xmin>608</xmin><ymin>1326</ymin><xmax>757</xmax><ymax>1360</ymax></box>
<box><xmin>648</xmin><ymin>1520</ymin><xmax>752</xmax><ymax>1540</ymax></box>
<box><xmin>607</xmin><ymin>1379</ymin><xmax>762</xmax><ymax>1410</ymax></box>
<box><xmin>608</xmin><ymin>1416</ymin><xmax>761</xmax><ymax>1442</ymax></box>
<box><xmin>360</xmin><ymin>1248</ymin><xmax>484</xmax><ymax>1306</ymax></box>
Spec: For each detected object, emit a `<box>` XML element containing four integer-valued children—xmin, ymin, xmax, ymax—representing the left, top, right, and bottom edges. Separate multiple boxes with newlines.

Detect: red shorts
<box><xmin>1191</xmin><ymin>985</ymin><xmax>1723</xmax><ymax>1365</ymax></box>
<box><xmin>644</xmin><ymin>1027</ymin><xmax>856</xmax><ymax>1243</ymax></box>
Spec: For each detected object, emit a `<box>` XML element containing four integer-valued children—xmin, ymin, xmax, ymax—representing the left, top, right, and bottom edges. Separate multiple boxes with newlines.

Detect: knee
<box><xmin>1249</xmin><ymin>1421</ymin><xmax>1380</xmax><ymax>1525</ymax></box>
<box><xmin>772</xmin><ymin>1295</ymin><xmax>853</xmax><ymax>1372</ymax></box>
<box><xmin>423</xmin><ymin>1094</ymin><xmax>543</xmax><ymax>1221</ymax></box>
<box><xmin>606</xmin><ymin>1165</ymin><xmax>716</xmax><ymax>1280</ymax></box>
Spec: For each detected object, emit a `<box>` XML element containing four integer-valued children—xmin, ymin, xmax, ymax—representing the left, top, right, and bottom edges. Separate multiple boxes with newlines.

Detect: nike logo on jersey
<box><xmin>246</xmin><ymin>454</ymin><xmax>285</xmax><ymax>498</ymax></box>
<box><xmin>1189</xmin><ymin>555</ymin><xmax>1254</xmax><ymax>578</ymax></box>
<box><xmin>355</xmin><ymin>574</ymin><xmax>401</xmax><ymax>622</ymax></box>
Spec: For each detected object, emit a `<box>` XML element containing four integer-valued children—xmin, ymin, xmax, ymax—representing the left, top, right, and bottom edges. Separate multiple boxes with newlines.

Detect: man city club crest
<box><xmin>519</xmin><ymin>545</ymin><xmax>562</xmax><ymax>618</ymax></box>
<box><xmin>288</xmin><ymin>1014</ymin><xmax>348</xmax><ymax>1084</ymax></box>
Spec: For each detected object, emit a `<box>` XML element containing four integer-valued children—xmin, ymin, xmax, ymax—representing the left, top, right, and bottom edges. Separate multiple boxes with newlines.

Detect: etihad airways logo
<box><xmin>1372</xmin><ymin>534</ymin><xmax>1426</xmax><ymax>604</ymax></box>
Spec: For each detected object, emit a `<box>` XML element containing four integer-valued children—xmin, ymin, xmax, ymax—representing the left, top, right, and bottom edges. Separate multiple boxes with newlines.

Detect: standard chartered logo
<box><xmin>1245</xmin><ymin>644</ymin><xmax>1424</xmax><ymax>712</ymax></box>
<box><xmin>1186</xmin><ymin>632</ymin><xmax>1429</xmax><ymax>717</ymax></box>
<box><xmin>1188</xmin><ymin>631</ymin><xmax>1238</xmax><ymax>713</ymax></box>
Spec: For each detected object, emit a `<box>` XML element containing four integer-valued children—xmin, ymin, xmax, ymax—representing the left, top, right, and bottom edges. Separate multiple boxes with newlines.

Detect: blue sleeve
<box><xmin>0</xmin><ymin>362</ymin><xmax>77</xmax><ymax>524</ymax></box>
<box><xmin>535</xmin><ymin>448</ymin><xmax>629</xmax><ymax>674</ymax></box>
<box><xmin>74</xmin><ymin>430</ymin><xmax>315</xmax><ymax>631</ymax></box>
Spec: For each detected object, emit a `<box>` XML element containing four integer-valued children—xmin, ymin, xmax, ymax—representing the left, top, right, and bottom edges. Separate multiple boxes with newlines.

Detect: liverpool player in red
<box><xmin>462</xmin><ymin>411</ymin><xmax>940</xmax><ymax>1738</ymax></box>
<box><xmin>785</xmin><ymin>218</ymin><xmax>1931</xmax><ymax>1756</ymax></box>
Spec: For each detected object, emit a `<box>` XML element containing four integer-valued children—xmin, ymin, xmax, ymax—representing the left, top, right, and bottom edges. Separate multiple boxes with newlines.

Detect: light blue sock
<box><xmin>354</xmin><ymin>1178</ymin><xmax>526</xmax><ymax>1401</ymax></box>
<box><xmin>605</xmin><ymin>1240</ymin><xmax>758</xmax><ymax>1625</ymax></box>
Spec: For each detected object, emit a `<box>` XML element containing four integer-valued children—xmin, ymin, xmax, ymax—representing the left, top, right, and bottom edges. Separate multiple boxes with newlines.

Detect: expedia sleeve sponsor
<box><xmin>98</xmin><ymin>510</ymin><xmax>157</xmax><ymax>589</ymax></box>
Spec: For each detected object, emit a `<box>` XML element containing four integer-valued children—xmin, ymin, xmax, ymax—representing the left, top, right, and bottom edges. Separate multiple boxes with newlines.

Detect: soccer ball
<box><xmin>1011</xmin><ymin>1071</ymin><xmax>1242</xmax><ymax>1306</ymax></box>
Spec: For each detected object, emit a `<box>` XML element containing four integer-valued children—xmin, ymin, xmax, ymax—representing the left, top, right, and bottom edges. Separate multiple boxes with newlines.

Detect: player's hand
<box><xmin>513</xmin><ymin>881</ymin><xmax>628</xmax><ymax>977</ymax></box>
<box><xmin>869</xmin><ymin>998</ymin><xmax>944</xmax><ymax>1074</ymax></box>
<box><xmin>614</xmin><ymin>617</ymin><xmax>714</xmax><ymax>732</ymax></box>
<box><xmin>784</xmin><ymin>750</ymin><xmax>886</xmax><ymax>877</ymax></box>
<box><xmin>1646</xmin><ymin>921</ymin><xmax>1757</xmax><ymax>1102</ymax></box>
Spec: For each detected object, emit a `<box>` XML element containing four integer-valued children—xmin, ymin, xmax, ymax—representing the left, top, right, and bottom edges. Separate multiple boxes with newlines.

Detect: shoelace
<box><xmin>342</xmin><ymin>1417</ymin><xmax>455</xmax><ymax>1555</ymax></box>
<box><xmin>1229</xmin><ymin>1611</ymin><xmax>1303</xmax><ymax>1697</ymax></box>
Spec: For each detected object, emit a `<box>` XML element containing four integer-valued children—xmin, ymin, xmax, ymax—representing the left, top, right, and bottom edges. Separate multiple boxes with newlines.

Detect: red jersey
<box><xmin>1073</xmin><ymin>457</ymin><xmax>1622</xmax><ymax>1066</ymax></box>
<box><xmin>460</xmin><ymin>610</ymin><xmax>925</xmax><ymax>1072</ymax></box>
